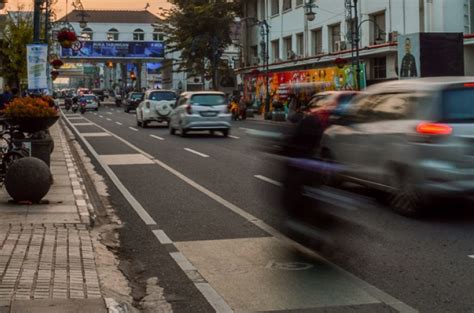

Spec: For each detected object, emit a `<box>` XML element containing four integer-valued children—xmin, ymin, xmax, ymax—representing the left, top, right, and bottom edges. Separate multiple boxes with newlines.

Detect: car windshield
<box><xmin>84</xmin><ymin>95</ymin><xmax>95</xmax><ymax>100</ymax></box>
<box><xmin>441</xmin><ymin>88</ymin><xmax>474</xmax><ymax>122</ymax></box>
<box><xmin>149</xmin><ymin>92</ymin><xmax>176</xmax><ymax>101</ymax></box>
<box><xmin>130</xmin><ymin>93</ymin><xmax>144</xmax><ymax>100</ymax></box>
<box><xmin>190</xmin><ymin>94</ymin><xmax>225</xmax><ymax>106</ymax></box>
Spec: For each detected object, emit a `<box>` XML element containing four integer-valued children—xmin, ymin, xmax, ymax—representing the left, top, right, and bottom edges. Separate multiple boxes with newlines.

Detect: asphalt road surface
<box><xmin>62</xmin><ymin>102</ymin><xmax>474</xmax><ymax>313</ymax></box>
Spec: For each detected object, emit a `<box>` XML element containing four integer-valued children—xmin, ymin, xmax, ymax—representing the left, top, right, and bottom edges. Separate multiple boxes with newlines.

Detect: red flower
<box><xmin>57</xmin><ymin>30</ymin><xmax>77</xmax><ymax>42</ymax></box>
<box><xmin>50</xmin><ymin>59</ymin><xmax>64</xmax><ymax>69</ymax></box>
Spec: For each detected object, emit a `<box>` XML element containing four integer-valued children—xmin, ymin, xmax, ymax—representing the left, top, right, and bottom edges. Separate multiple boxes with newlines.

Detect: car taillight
<box><xmin>186</xmin><ymin>105</ymin><xmax>192</xmax><ymax>115</ymax></box>
<box><xmin>416</xmin><ymin>122</ymin><xmax>452</xmax><ymax>135</ymax></box>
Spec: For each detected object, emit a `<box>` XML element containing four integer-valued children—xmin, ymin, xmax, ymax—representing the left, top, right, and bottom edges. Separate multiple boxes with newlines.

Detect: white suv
<box><xmin>136</xmin><ymin>90</ymin><xmax>176</xmax><ymax>128</ymax></box>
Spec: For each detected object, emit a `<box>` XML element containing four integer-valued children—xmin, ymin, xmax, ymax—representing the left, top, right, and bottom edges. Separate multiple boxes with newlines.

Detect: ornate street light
<box><xmin>0</xmin><ymin>0</ymin><xmax>8</xmax><ymax>10</ymax></box>
<box><xmin>304</xmin><ymin>0</ymin><xmax>318</xmax><ymax>22</ymax></box>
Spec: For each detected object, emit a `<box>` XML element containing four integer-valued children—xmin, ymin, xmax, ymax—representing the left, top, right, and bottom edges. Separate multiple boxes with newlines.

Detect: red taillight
<box><xmin>416</xmin><ymin>122</ymin><xmax>452</xmax><ymax>135</ymax></box>
<box><xmin>464</xmin><ymin>83</ymin><xmax>474</xmax><ymax>87</ymax></box>
<box><xmin>186</xmin><ymin>105</ymin><xmax>192</xmax><ymax>115</ymax></box>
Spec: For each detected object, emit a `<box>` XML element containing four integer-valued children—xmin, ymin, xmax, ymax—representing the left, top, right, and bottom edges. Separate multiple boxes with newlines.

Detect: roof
<box><xmin>366</xmin><ymin>77</ymin><xmax>474</xmax><ymax>93</ymax></box>
<box><xmin>58</xmin><ymin>10</ymin><xmax>160</xmax><ymax>24</ymax></box>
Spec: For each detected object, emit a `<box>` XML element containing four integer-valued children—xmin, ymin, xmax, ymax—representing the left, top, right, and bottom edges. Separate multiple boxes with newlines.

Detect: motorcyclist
<box><xmin>230</xmin><ymin>97</ymin><xmax>240</xmax><ymax>121</ymax></box>
<box><xmin>79</xmin><ymin>95</ymin><xmax>87</xmax><ymax>114</ymax></box>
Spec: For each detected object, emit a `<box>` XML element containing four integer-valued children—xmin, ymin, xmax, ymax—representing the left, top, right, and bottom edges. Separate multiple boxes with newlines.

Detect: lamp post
<box><xmin>304</xmin><ymin>0</ymin><xmax>318</xmax><ymax>22</ymax></box>
<box><xmin>258</xmin><ymin>20</ymin><xmax>270</xmax><ymax>117</ymax></box>
<box><xmin>33</xmin><ymin>0</ymin><xmax>44</xmax><ymax>43</ymax></box>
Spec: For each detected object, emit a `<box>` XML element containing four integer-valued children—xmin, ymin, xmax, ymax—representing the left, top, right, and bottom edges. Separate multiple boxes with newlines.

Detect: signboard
<box><xmin>60</xmin><ymin>41</ymin><xmax>165</xmax><ymax>59</ymax></box>
<box><xmin>26</xmin><ymin>44</ymin><xmax>48</xmax><ymax>89</ymax></box>
<box><xmin>398</xmin><ymin>33</ymin><xmax>420</xmax><ymax>78</ymax></box>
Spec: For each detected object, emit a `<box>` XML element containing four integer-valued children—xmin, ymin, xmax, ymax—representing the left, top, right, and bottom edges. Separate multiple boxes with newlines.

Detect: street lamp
<box><xmin>77</xmin><ymin>10</ymin><xmax>89</xmax><ymax>29</ymax></box>
<box><xmin>0</xmin><ymin>0</ymin><xmax>8</xmax><ymax>10</ymax></box>
<box><xmin>304</xmin><ymin>0</ymin><xmax>318</xmax><ymax>22</ymax></box>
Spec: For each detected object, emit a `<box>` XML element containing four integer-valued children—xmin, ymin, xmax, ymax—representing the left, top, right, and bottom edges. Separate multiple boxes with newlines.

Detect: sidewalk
<box><xmin>0</xmin><ymin>123</ymin><xmax>107</xmax><ymax>312</ymax></box>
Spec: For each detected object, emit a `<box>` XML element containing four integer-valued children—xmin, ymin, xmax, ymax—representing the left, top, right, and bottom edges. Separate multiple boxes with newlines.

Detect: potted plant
<box><xmin>51</xmin><ymin>70</ymin><xmax>59</xmax><ymax>81</ymax></box>
<box><xmin>50</xmin><ymin>59</ymin><xmax>64</xmax><ymax>70</ymax></box>
<box><xmin>57</xmin><ymin>29</ymin><xmax>77</xmax><ymax>49</ymax></box>
<box><xmin>3</xmin><ymin>96</ymin><xmax>59</xmax><ymax>133</ymax></box>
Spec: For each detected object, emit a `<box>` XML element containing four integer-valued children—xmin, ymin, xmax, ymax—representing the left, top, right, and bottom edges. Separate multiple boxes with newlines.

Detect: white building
<box><xmin>239</xmin><ymin>0</ymin><xmax>474</xmax><ymax>86</ymax></box>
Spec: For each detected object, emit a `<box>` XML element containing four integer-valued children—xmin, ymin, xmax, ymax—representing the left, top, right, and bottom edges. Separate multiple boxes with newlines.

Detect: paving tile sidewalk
<box><xmin>0</xmin><ymin>122</ymin><xmax>107</xmax><ymax>312</ymax></box>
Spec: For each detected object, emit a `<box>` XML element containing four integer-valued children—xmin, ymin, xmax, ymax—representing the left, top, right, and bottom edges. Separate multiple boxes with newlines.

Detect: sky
<box><xmin>7</xmin><ymin>0</ymin><xmax>172</xmax><ymax>19</ymax></box>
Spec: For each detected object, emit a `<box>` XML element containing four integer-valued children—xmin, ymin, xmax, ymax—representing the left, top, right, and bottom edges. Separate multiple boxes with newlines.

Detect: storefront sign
<box><xmin>26</xmin><ymin>44</ymin><xmax>48</xmax><ymax>90</ymax></box>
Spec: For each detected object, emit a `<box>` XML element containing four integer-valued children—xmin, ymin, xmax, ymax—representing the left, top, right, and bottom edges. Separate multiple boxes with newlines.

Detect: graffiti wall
<box><xmin>243</xmin><ymin>64</ymin><xmax>366</xmax><ymax>103</ymax></box>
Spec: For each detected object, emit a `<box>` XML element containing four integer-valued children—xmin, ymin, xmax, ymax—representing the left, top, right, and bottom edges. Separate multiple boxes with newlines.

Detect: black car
<box><xmin>91</xmin><ymin>89</ymin><xmax>105</xmax><ymax>102</ymax></box>
<box><xmin>124</xmin><ymin>92</ymin><xmax>145</xmax><ymax>113</ymax></box>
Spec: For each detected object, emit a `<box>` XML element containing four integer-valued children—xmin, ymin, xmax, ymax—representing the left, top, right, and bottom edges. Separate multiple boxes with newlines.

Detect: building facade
<box><xmin>239</xmin><ymin>0</ymin><xmax>474</xmax><ymax>88</ymax></box>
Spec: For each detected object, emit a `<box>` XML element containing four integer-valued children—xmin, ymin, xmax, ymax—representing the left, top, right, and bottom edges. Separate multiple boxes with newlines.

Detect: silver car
<box><xmin>320</xmin><ymin>77</ymin><xmax>474</xmax><ymax>216</ymax></box>
<box><xmin>169</xmin><ymin>91</ymin><xmax>231</xmax><ymax>137</ymax></box>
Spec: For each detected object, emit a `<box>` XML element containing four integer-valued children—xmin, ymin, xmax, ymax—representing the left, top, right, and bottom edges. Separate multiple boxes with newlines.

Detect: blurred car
<box><xmin>124</xmin><ymin>92</ymin><xmax>144</xmax><ymax>113</ymax></box>
<box><xmin>306</xmin><ymin>91</ymin><xmax>361</xmax><ymax>129</ymax></box>
<box><xmin>169</xmin><ymin>91</ymin><xmax>231</xmax><ymax>137</ymax></box>
<box><xmin>136</xmin><ymin>90</ymin><xmax>176</xmax><ymax>127</ymax></box>
<box><xmin>320</xmin><ymin>77</ymin><xmax>474</xmax><ymax>216</ymax></box>
<box><xmin>91</xmin><ymin>89</ymin><xmax>105</xmax><ymax>102</ymax></box>
<box><xmin>81</xmin><ymin>94</ymin><xmax>99</xmax><ymax>111</ymax></box>
<box><xmin>77</xmin><ymin>88</ymin><xmax>90</xmax><ymax>96</ymax></box>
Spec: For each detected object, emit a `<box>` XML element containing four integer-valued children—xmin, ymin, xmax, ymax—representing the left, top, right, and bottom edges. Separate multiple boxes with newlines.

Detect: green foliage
<box><xmin>159</xmin><ymin>0</ymin><xmax>241</xmax><ymax>89</ymax></box>
<box><xmin>0</xmin><ymin>10</ymin><xmax>34</xmax><ymax>87</ymax></box>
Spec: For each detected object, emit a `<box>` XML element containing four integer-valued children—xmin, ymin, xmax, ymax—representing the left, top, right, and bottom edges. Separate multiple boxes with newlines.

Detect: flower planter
<box><xmin>60</xmin><ymin>40</ymin><xmax>73</xmax><ymax>49</ymax></box>
<box><xmin>7</xmin><ymin>116</ymin><xmax>59</xmax><ymax>133</ymax></box>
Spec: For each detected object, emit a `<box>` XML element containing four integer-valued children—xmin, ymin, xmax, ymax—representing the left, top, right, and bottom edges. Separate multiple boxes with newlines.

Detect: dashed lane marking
<box><xmin>116</xmin><ymin>122</ymin><xmax>122</xmax><ymax>125</ymax></box>
<box><xmin>129</xmin><ymin>127</ymin><xmax>138</xmax><ymax>132</ymax></box>
<box><xmin>184</xmin><ymin>148</ymin><xmax>209</xmax><ymax>158</ymax></box>
<box><xmin>152</xmin><ymin>230</ymin><xmax>172</xmax><ymax>244</ymax></box>
<box><xmin>229</xmin><ymin>135</ymin><xmax>240</xmax><ymax>139</ymax></box>
<box><xmin>99</xmin><ymin>115</ymin><xmax>104</xmax><ymax>118</ymax></box>
<box><xmin>150</xmin><ymin>134</ymin><xmax>165</xmax><ymax>141</ymax></box>
<box><xmin>254</xmin><ymin>175</ymin><xmax>283</xmax><ymax>187</ymax></box>
<box><xmin>106</xmin><ymin>118</ymin><xmax>112</xmax><ymax>121</ymax></box>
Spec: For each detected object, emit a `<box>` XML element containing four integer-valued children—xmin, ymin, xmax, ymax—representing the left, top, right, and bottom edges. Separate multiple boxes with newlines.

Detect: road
<box><xmin>62</xmin><ymin>102</ymin><xmax>474</xmax><ymax>313</ymax></box>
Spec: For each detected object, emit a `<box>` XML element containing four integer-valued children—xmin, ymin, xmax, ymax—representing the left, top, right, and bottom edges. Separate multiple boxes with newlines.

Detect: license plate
<box><xmin>201</xmin><ymin>111</ymin><xmax>217</xmax><ymax>117</ymax></box>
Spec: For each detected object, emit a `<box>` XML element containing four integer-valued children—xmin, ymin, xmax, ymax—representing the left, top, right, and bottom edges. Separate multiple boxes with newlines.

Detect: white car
<box><xmin>136</xmin><ymin>90</ymin><xmax>177</xmax><ymax>128</ymax></box>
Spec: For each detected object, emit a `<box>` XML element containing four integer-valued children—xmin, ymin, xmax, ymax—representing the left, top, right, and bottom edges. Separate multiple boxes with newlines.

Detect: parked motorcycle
<box><xmin>64</xmin><ymin>98</ymin><xmax>72</xmax><ymax>111</ymax></box>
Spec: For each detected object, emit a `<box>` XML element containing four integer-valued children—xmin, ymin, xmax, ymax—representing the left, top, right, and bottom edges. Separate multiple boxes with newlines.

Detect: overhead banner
<box><xmin>26</xmin><ymin>44</ymin><xmax>48</xmax><ymax>90</ymax></box>
<box><xmin>60</xmin><ymin>41</ymin><xmax>165</xmax><ymax>59</ymax></box>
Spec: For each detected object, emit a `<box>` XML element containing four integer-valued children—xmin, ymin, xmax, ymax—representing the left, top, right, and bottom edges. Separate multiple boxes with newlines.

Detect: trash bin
<box><xmin>13</xmin><ymin>137</ymin><xmax>53</xmax><ymax>167</ymax></box>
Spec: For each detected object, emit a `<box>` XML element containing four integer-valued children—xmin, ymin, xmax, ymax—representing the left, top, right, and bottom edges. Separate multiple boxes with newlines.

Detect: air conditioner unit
<box><xmin>389</xmin><ymin>31</ymin><xmax>399</xmax><ymax>42</ymax></box>
<box><xmin>287</xmin><ymin>50</ymin><xmax>296</xmax><ymax>60</ymax></box>
<box><xmin>252</xmin><ymin>57</ymin><xmax>260</xmax><ymax>65</ymax></box>
<box><xmin>339</xmin><ymin>41</ymin><xmax>347</xmax><ymax>50</ymax></box>
<box><xmin>334</xmin><ymin>41</ymin><xmax>341</xmax><ymax>52</ymax></box>
<box><xmin>274</xmin><ymin>58</ymin><xmax>283</xmax><ymax>63</ymax></box>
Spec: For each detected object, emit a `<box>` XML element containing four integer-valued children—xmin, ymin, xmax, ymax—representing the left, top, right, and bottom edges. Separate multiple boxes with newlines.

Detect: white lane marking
<box><xmin>69</xmin><ymin>116</ymin><xmax>418</xmax><ymax>313</ymax></box>
<box><xmin>61</xmin><ymin>112</ymin><xmax>156</xmax><ymax>225</ymax></box>
<box><xmin>195</xmin><ymin>283</ymin><xmax>234</xmax><ymax>313</ymax></box>
<box><xmin>93</xmin><ymin>113</ymin><xmax>98</xmax><ymax>115</ymax></box>
<box><xmin>468</xmin><ymin>255</ymin><xmax>474</xmax><ymax>259</ymax></box>
<box><xmin>229</xmin><ymin>135</ymin><xmax>240</xmax><ymax>139</ymax></box>
<box><xmin>106</xmin><ymin>118</ymin><xmax>112</xmax><ymax>121</ymax></box>
<box><xmin>116</xmin><ymin>122</ymin><xmax>122</xmax><ymax>125</ymax></box>
<box><xmin>184</xmin><ymin>148</ymin><xmax>209</xmax><ymax>158</ymax></box>
<box><xmin>170</xmin><ymin>252</ymin><xmax>197</xmax><ymax>271</ymax></box>
<box><xmin>129</xmin><ymin>127</ymin><xmax>138</xmax><ymax>131</ymax></box>
<box><xmin>254</xmin><ymin>175</ymin><xmax>283</xmax><ymax>187</ymax></box>
<box><xmin>239</xmin><ymin>127</ymin><xmax>283</xmax><ymax>139</ymax></box>
<box><xmin>106</xmin><ymin>112</ymin><xmax>113</xmax><ymax>115</ymax></box>
<box><xmin>99</xmin><ymin>115</ymin><xmax>104</xmax><ymax>118</ymax></box>
<box><xmin>82</xmin><ymin>132</ymin><xmax>112</xmax><ymax>137</ymax></box>
<box><xmin>70</xmin><ymin>122</ymin><xmax>94</xmax><ymax>126</ymax></box>
<box><xmin>150</xmin><ymin>134</ymin><xmax>165</xmax><ymax>141</ymax></box>
<box><xmin>152</xmin><ymin>229</ymin><xmax>172</xmax><ymax>244</ymax></box>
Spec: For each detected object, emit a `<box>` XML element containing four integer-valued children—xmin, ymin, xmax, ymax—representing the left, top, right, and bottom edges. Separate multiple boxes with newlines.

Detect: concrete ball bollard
<box><xmin>5</xmin><ymin>157</ymin><xmax>52</xmax><ymax>203</ymax></box>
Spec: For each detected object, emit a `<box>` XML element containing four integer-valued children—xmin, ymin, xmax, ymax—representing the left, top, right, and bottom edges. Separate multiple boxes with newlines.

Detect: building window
<box><xmin>271</xmin><ymin>0</ymin><xmax>279</xmax><ymax>16</ymax></box>
<box><xmin>81</xmin><ymin>28</ymin><xmax>93</xmax><ymax>41</ymax></box>
<box><xmin>296</xmin><ymin>32</ymin><xmax>304</xmax><ymax>56</ymax></box>
<box><xmin>133</xmin><ymin>28</ymin><xmax>145</xmax><ymax>41</ymax></box>
<box><xmin>370</xmin><ymin>12</ymin><xmax>386</xmax><ymax>44</ymax></box>
<box><xmin>311</xmin><ymin>28</ymin><xmax>323</xmax><ymax>55</ymax></box>
<box><xmin>283</xmin><ymin>0</ymin><xmax>291</xmax><ymax>11</ymax></box>
<box><xmin>329</xmin><ymin>23</ymin><xmax>341</xmax><ymax>52</ymax></box>
<box><xmin>271</xmin><ymin>39</ymin><xmax>280</xmax><ymax>62</ymax></box>
<box><xmin>153</xmin><ymin>32</ymin><xmax>164</xmax><ymax>41</ymax></box>
<box><xmin>259</xmin><ymin>0</ymin><xmax>265</xmax><ymax>20</ymax></box>
<box><xmin>283</xmin><ymin>36</ymin><xmax>292</xmax><ymax>59</ymax></box>
<box><xmin>346</xmin><ymin>18</ymin><xmax>356</xmax><ymax>46</ymax></box>
<box><xmin>107</xmin><ymin>28</ymin><xmax>119</xmax><ymax>41</ymax></box>
<box><xmin>372</xmin><ymin>57</ymin><xmax>387</xmax><ymax>79</ymax></box>
<box><xmin>296</xmin><ymin>0</ymin><xmax>303</xmax><ymax>6</ymax></box>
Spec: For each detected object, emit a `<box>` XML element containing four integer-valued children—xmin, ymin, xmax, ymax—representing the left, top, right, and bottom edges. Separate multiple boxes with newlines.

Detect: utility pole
<box><xmin>33</xmin><ymin>0</ymin><xmax>44</xmax><ymax>43</ymax></box>
<box><xmin>353</xmin><ymin>0</ymin><xmax>361</xmax><ymax>90</ymax></box>
<box><xmin>259</xmin><ymin>20</ymin><xmax>270</xmax><ymax>117</ymax></box>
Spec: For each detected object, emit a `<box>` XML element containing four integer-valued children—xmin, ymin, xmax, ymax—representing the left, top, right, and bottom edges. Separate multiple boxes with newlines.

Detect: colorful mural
<box><xmin>243</xmin><ymin>64</ymin><xmax>366</xmax><ymax>105</ymax></box>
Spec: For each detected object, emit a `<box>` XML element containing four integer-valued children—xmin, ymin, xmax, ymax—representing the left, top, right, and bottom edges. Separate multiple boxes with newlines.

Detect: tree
<box><xmin>159</xmin><ymin>0</ymin><xmax>241</xmax><ymax>90</ymax></box>
<box><xmin>0</xmin><ymin>9</ymin><xmax>34</xmax><ymax>88</ymax></box>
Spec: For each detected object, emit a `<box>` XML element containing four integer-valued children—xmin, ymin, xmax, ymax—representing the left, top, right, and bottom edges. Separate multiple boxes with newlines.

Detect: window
<box><xmin>81</xmin><ymin>28</ymin><xmax>93</xmax><ymax>41</ymax></box>
<box><xmin>352</xmin><ymin>93</ymin><xmax>415</xmax><ymax>122</ymax></box>
<box><xmin>311</xmin><ymin>28</ymin><xmax>323</xmax><ymax>55</ymax></box>
<box><xmin>370</xmin><ymin>12</ymin><xmax>386</xmax><ymax>44</ymax></box>
<box><xmin>346</xmin><ymin>18</ymin><xmax>356</xmax><ymax>46</ymax></box>
<box><xmin>296</xmin><ymin>32</ymin><xmax>304</xmax><ymax>56</ymax></box>
<box><xmin>271</xmin><ymin>0</ymin><xmax>279</xmax><ymax>16</ymax></box>
<box><xmin>271</xmin><ymin>39</ymin><xmax>280</xmax><ymax>61</ymax></box>
<box><xmin>283</xmin><ymin>36</ymin><xmax>292</xmax><ymax>60</ymax></box>
<box><xmin>296</xmin><ymin>0</ymin><xmax>303</xmax><ymax>6</ymax></box>
<box><xmin>133</xmin><ymin>28</ymin><xmax>145</xmax><ymax>41</ymax></box>
<box><xmin>153</xmin><ymin>32</ymin><xmax>164</xmax><ymax>41</ymax></box>
<box><xmin>149</xmin><ymin>91</ymin><xmax>176</xmax><ymax>101</ymax></box>
<box><xmin>259</xmin><ymin>0</ymin><xmax>265</xmax><ymax>20</ymax></box>
<box><xmin>329</xmin><ymin>23</ymin><xmax>341</xmax><ymax>52</ymax></box>
<box><xmin>372</xmin><ymin>57</ymin><xmax>387</xmax><ymax>79</ymax></box>
<box><xmin>191</xmin><ymin>94</ymin><xmax>226</xmax><ymax>106</ymax></box>
<box><xmin>107</xmin><ymin>28</ymin><xmax>119</xmax><ymax>41</ymax></box>
<box><xmin>283</xmin><ymin>0</ymin><xmax>291</xmax><ymax>11</ymax></box>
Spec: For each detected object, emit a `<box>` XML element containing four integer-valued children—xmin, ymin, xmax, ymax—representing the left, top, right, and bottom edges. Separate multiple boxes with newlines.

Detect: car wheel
<box><xmin>222</xmin><ymin>129</ymin><xmax>229</xmax><ymax>137</ymax></box>
<box><xmin>169</xmin><ymin>126</ymin><xmax>176</xmax><ymax>135</ymax></box>
<box><xmin>180</xmin><ymin>125</ymin><xmax>187</xmax><ymax>137</ymax></box>
<box><xmin>95</xmin><ymin>108</ymin><xmax>99</xmax><ymax>111</ymax></box>
<box><xmin>142</xmin><ymin>120</ymin><xmax>148</xmax><ymax>128</ymax></box>
<box><xmin>136</xmin><ymin>117</ymin><xmax>142</xmax><ymax>127</ymax></box>
<box><xmin>125</xmin><ymin>108</ymin><xmax>129</xmax><ymax>113</ymax></box>
<box><xmin>388</xmin><ymin>170</ymin><xmax>424</xmax><ymax>217</ymax></box>
<box><xmin>210</xmin><ymin>130</ymin><xmax>215</xmax><ymax>136</ymax></box>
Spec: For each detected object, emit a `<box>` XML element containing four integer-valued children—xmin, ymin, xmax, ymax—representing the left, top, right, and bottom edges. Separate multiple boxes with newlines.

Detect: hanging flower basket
<box><xmin>51</xmin><ymin>70</ymin><xmax>59</xmax><ymax>80</ymax></box>
<box><xmin>3</xmin><ymin>96</ymin><xmax>59</xmax><ymax>133</ymax></box>
<box><xmin>50</xmin><ymin>59</ymin><xmax>64</xmax><ymax>70</ymax></box>
<box><xmin>334</xmin><ymin>58</ymin><xmax>348</xmax><ymax>69</ymax></box>
<box><xmin>57</xmin><ymin>29</ymin><xmax>77</xmax><ymax>49</ymax></box>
